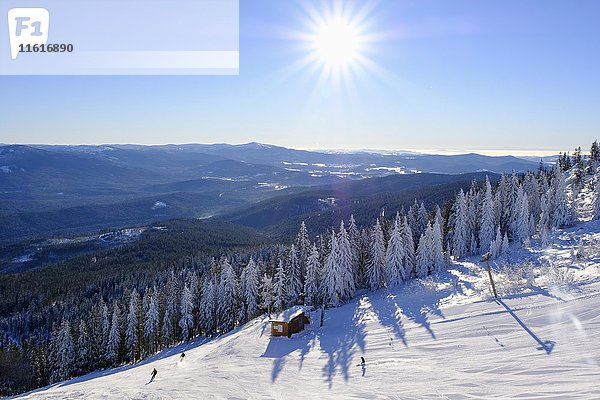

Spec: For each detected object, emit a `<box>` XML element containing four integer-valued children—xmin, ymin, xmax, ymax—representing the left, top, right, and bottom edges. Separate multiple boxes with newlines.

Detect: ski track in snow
<box><xmin>13</xmin><ymin>223</ymin><xmax>600</xmax><ymax>399</ymax></box>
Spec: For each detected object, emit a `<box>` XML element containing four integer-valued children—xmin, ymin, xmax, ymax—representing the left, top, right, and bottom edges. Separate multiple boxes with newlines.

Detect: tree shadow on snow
<box><xmin>318</xmin><ymin>301</ymin><xmax>367</xmax><ymax>389</ymax></box>
<box><xmin>368</xmin><ymin>275</ymin><xmax>454</xmax><ymax>343</ymax></box>
<box><xmin>497</xmin><ymin>299</ymin><xmax>555</xmax><ymax>355</ymax></box>
<box><xmin>367</xmin><ymin>291</ymin><xmax>408</xmax><ymax>347</ymax></box>
<box><xmin>261</xmin><ymin>328</ymin><xmax>314</xmax><ymax>383</ymax></box>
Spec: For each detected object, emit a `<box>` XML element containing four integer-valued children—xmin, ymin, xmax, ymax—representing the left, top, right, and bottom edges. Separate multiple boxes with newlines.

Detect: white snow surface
<box><xmin>15</xmin><ymin>222</ymin><xmax>600</xmax><ymax>399</ymax></box>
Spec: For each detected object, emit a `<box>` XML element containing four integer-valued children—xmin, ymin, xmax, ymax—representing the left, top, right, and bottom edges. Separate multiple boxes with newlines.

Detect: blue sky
<box><xmin>1</xmin><ymin>0</ymin><xmax>599</xmax><ymax>153</ymax></box>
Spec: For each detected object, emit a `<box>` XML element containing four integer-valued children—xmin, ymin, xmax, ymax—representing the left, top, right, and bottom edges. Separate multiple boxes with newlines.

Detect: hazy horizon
<box><xmin>2</xmin><ymin>141</ymin><xmax>568</xmax><ymax>157</ymax></box>
<box><xmin>1</xmin><ymin>0</ymin><xmax>599</xmax><ymax>150</ymax></box>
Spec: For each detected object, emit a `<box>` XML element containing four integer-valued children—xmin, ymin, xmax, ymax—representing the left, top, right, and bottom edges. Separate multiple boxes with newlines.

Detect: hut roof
<box><xmin>269</xmin><ymin>306</ymin><xmax>307</xmax><ymax>323</ymax></box>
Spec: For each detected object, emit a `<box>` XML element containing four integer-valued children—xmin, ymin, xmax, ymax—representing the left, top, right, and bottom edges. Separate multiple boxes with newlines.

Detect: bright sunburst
<box><xmin>292</xmin><ymin>1</ymin><xmax>380</xmax><ymax>91</ymax></box>
<box><xmin>313</xmin><ymin>18</ymin><xmax>362</xmax><ymax>67</ymax></box>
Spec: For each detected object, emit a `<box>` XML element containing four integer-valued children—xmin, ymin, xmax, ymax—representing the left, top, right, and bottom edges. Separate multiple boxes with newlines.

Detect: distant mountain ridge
<box><xmin>0</xmin><ymin>142</ymin><xmax>545</xmax><ymax>244</ymax></box>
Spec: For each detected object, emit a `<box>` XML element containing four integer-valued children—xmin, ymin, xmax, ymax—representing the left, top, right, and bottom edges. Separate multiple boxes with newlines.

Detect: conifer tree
<box><xmin>366</xmin><ymin>219</ymin><xmax>386</xmax><ymax>290</ymax></box>
<box><xmin>260</xmin><ymin>274</ymin><xmax>275</xmax><ymax>315</ymax></box>
<box><xmin>431</xmin><ymin>215</ymin><xmax>445</xmax><ymax>271</ymax></box>
<box><xmin>218</xmin><ymin>259</ymin><xmax>237</xmax><ymax>332</ymax></box>
<box><xmin>450</xmin><ymin>189</ymin><xmax>469</xmax><ymax>258</ymax></box>
<box><xmin>76</xmin><ymin>320</ymin><xmax>90</xmax><ymax>375</ymax></box>
<box><xmin>179</xmin><ymin>284</ymin><xmax>194</xmax><ymax>341</ymax></box>
<box><xmin>416</xmin><ymin>231</ymin><xmax>431</xmax><ymax>278</ymax></box>
<box><xmin>501</xmin><ymin>233</ymin><xmax>510</xmax><ymax>255</ymax></box>
<box><xmin>348</xmin><ymin>214</ymin><xmax>361</xmax><ymax>286</ymax></box>
<box><xmin>402</xmin><ymin>216</ymin><xmax>415</xmax><ymax>277</ymax></box>
<box><xmin>107</xmin><ymin>302</ymin><xmax>121</xmax><ymax>364</ymax></box>
<box><xmin>143</xmin><ymin>292</ymin><xmax>159</xmax><ymax>354</ymax></box>
<box><xmin>49</xmin><ymin>320</ymin><xmax>74</xmax><ymax>383</ymax></box>
<box><xmin>287</xmin><ymin>245</ymin><xmax>302</xmax><ymax>304</ymax></box>
<box><xmin>296</xmin><ymin>221</ymin><xmax>312</xmax><ymax>273</ymax></box>
<box><xmin>200</xmin><ymin>278</ymin><xmax>216</xmax><ymax>335</ymax></box>
<box><xmin>515</xmin><ymin>189</ymin><xmax>531</xmax><ymax>245</ymax></box>
<box><xmin>551</xmin><ymin>164</ymin><xmax>572</xmax><ymax>228</ymax></box>
<box><xmin>337</xmin><ymin>221</ymin><xmax>356</xmax><ymax>300</ymax></box>
<box><xmin>593</xmin><ymin>178</ymin><xmax>600</xmax><ymax>220</ymax></box>
<box><xmin>322</xmin><ymin>231</ymin><xmax>342</xmax><ymax>306</ymax></box>
<box><xmin>272</xmin><ymin>259</ymin><xmax>288</xmax><ymax>312</ymax></box>
<box><xmin>490</xmin><ymin>227</ymin><xmax>502</xmax><ymax>258</ymax></box>
<box><xmin>125</xmin><ymin>289</ymin><xmax>140</xmax><ymax>361</ymax></box>
<box><xmin>385</xmin><ymin>215</ymin><xmax>406</xmax><ymax>286</ymax></box>
<box><xmin>304</xmin><ymin>244</ymin><xmax>321</xmax><ymax>307</ymax></box>
<box><xmin>244</xmin><ymin>257</ymin><xmax>260</xmax><ymax>320</ymax></box>
<box><xmin>479</xmin><ymin>177</ymin><xmax>496</xmax><ymax>254</ymax></box>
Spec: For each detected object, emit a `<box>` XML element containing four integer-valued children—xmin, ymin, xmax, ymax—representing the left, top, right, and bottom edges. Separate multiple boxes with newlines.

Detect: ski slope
<box><xmin>15</xmin><ymin>223</ymin><xmax>600</xmax><ymax>399</ymax></box>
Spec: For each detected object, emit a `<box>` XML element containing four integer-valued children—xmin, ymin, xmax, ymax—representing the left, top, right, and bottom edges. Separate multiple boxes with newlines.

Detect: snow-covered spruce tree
<box><xmin>76</xmin><ymin>320</ymin><xmax>90</xmax><ymax>375</ymax></box>
<box><xmin>407</xmin><ymin>201</ymin><xmax>421</xmax><ymax>244</ymax></box>
<box><xmin>593</xmin><ymin>178</ymin><xmax>600</xmax><ymax>220</ymax></box>
<box><xmin>179</xmin><ymin>284</ymin><xmax>194</xmax><ymax>341</ymax></box>
<box><xmin>418</xmin><ymin>202</ymin><xmax>429</xmax><ymax>237</ymax></box>
<box><xmin>322</xmin><ymin>231</ymin><xmax>342</xmax><ymax>307</ymax></box>
<box><xmin>161</xmin><ymin>272</ymin><xmax>179</xmax><ymax>346</ymax></box>
<box><xmin>49</xmin><ymin>320</ymin><xmax>75</xmax><ymax>383</ymax></box>
<box><xmin>415</xmin><ymin>228</ymin><xmax>431</xmax><ymax>278</ymax></box>
<box><xmin>304</xmin><ymin>244</ymin><xmax>321</xmax><ymax>307</ymax></box>
<box><xmin>296</xmin><ymin>221</ymin><xmax>311</xmax><ymax>276</ymax></box>
<box><xmin>218</xmin><ymin>259</ymin><xmax>237</xmax><ymax>332</ymax></box>
<box><xmin>272</xmin><ymin>259</ymin><xmax>288</xmax><ymax>312</ymax></box>
<box><xmin>89</xmin><ymin>298</ymin><xmax>109</xmax><ymax>368</ymax></box>
<box><xmin>538</xmin><ymin>193</ymin><xmax>551</xmax><ymax>245</ymax></box>
<box><xmin>200</xmin><ymin>278</ymin><xmax>216</xmax><ymax>335</ymax></box>
<box><xmin>237</xmin><ymin>266</ymin><xmax>247</xmax><ymax>324</ymax></box>
<box><xmin>385</xmin><ymin>214</ymin><xmax>406</xmax><ymax>287</ymax></box>
<box><xmin>479</xmin><ymin>177</ymin><xmax>496</xmax><ymax>254</ymax></box>
<box><xmin>501</xmin><ymin>232</ymin><xmax>510</xmax><ymax>255</ymax></box>
<box><xmin>591</xmin><ymin>140</ymin><xmax>600</xmax><ymax>166</ymax></box>
<box><xmin>450</xmin><ymin>189</ymin><xmax>469</xmax><ymax>259</ymax></box>
<box><xmin>188</xmin><ymin>272</ymin><xmax>200</xmax><ymax>334</ymax></box>
<box><xmin>348</xmin><ymin>214</ymin><xmax>361</xmax><ymax>287</ymax></box>
<box><xmin>402</xmin><ymin>216</ymin><xmax>415</xmax><ymax>277</ymax></box>
<box><xmin>287</xmin><ymin>244</ymin><xmax>302</xmax><ymax>304</ymax></box>
<box><xmin>493</xmin><ymin>185</ymin><xmax>503</xmax><ymax>229</ymax></box>
<box><xmin>431</xmin><ymin>213</ymin><xmax>445</xmax><ymax>271</ymax></box>
<box><xmin>514</xmin><ymin>186</ymin><xmax>531</xmax><ymax>245</ymax></box>
<box><xmin>243</xmin><ymin>257</ymin><xmax>260</xmax><ymax>320</ymax></box>
<box><xmin>506</xmin><ymin>172</ymin><xmax>520</xmax><ymax>239</ymax></box>
<box><xmin>143</xmin><ymin>291</ymin><xmax>159</xmax><ymax>354</ymax></box>
<box><xmin>260</xmin><ymin>274</ymin><xmax>275</xmax><ymax>315</ymax></box>
<box><xmin>523</xmin><ymin>171</ymin><xmax>541</xmax><ymax>226</ymax></box>
<box><xmin>337</xmin><ymin>221</ymin><xmax>356</xmax><ymax>301</ymax></box>
<box><xmin>466</xmin><ymin>181</ymin><xmax>481</xmax><ymax>255</ymax></box>
<box><xmin>551</xmin><ymin>163</ymin><xmax>572</xmax><ymax>228</ymax></box>
<box><xmin>366</xmin><ymin>219</ymin><xmax>386</xmax><ymax>290</ymax></box>
<box><xmin>107</xmin><ymin>302</ymin><xmax>121</xmax><ymax>364</ymax></box>
<box><xmin>490</xmin><ymin>227</ymin><xmax>502</xmax><ymax>259</ymax></box>
<box><xmin>125</xmin><ymin>289</ymin><xmax>140</xmax><ymax>362</ymax></box>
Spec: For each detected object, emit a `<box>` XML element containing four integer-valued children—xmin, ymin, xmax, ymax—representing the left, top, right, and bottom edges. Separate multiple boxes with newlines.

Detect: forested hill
<box><xmin>222</xmin><ymin>171</ymin><xmax>500</xmax><ymax>237</ymax></box>
<box><xmin>1</xmin><ymin>143</ymin><xmax>544</xmax><ymax>245</ymax></box>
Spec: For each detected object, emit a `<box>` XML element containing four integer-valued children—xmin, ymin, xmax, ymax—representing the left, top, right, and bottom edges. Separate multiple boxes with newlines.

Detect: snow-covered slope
<box><xmin>15</xmin><ymin>223</ymin><xmax>600</xmax><ymax>399</ymax></box>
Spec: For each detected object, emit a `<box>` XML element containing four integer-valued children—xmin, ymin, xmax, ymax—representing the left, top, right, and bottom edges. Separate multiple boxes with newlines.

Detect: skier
<box><xmin>180</xmin><ymin>352</ymin><xmax>186</xmax><ymax>362</ymax></box>
<box><xmin>360</xmin><ymin>356</ymin><xmax>365</xmax><ymax>366</ymax></box>
<box><xmin>150</xmin><ymin>368</ymin><xmax>157</xmax><ymax>382</ymax></box>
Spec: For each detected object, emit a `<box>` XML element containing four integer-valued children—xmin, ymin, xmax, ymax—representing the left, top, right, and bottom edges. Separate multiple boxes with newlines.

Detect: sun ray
<box><xmin>288</xmin><ymin>0</ymin><xmax>382</xmax><ymax>93</ymax></box>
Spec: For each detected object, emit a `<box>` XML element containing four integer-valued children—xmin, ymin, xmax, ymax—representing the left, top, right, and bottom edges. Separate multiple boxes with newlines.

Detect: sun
<box><xmin>313</xmin><ymin>18</ymin><xmax>361</xmax><ymax>67</ymax></box>
<box><xmin>288</xmin><ymin>1</ymin><xmax>380</xmax><ymax>90</ymax></box>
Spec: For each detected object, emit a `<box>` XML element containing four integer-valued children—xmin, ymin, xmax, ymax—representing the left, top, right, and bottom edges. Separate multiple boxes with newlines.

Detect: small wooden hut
<box><xmin>269</xmin><ymin>306</ymin><xmax>310</xmax><ymax>338</ymax></box>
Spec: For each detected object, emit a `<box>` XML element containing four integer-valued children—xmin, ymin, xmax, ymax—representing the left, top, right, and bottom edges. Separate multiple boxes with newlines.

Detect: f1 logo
<box><xmin>7</xmin><ymin>8</ymin><xmax>49</xmax><ymax>60</ymax></box>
